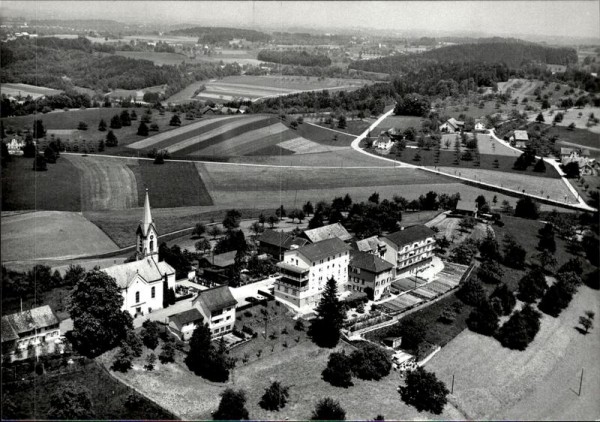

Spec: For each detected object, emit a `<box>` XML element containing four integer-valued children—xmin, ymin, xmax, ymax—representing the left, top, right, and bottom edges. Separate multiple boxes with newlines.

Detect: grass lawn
<box><xmin>115</xmin><ymin>50</ymin><xmax>189</xmax><ymax>66</ymax></box>
<box><xmin>375</xmin><ymin>115</ymin><xmax>424</xmax><ymax>132</ymax></box>
<box><xmin>292</xmin><ymin>121</ymin><xmax>356</xmax><ymax>146</ymax></box>
<box><xmin>104</xmin><ymin>329</ymin><xmax>463</xmax><ymax>420</ymax></box>
<box><xmin>1</xmin><ymin>156</ymin><xmax>82</xmax><ymax>212</ymax></box>
<box><xmin>133</xmin><ymin>160</ymin><xmax>213</xmax><ymax>207</ymax></box>
<box><xmin>2</xmin><ymin>360</ymin><xmax>175</xmax><ymax>420</ymax></box>
<box><xmin>571</xmin><ymin>175</ymin><xmax>600</xmax><ymax>207</ymax></box>
<box><xmin>546</xmin><ymin>125</ymin><xmax>600</xmax><ymax>155</ymax></box>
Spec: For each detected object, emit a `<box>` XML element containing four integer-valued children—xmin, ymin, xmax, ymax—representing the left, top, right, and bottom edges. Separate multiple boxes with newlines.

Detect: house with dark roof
<box><xmin>381</xmin><ymin>225</ymin><xmax>436</xmax><ymax>277</ymax></box>
<box><xmin>257</xmin><ymin>229</ymin><xmax>309</xmax><ymax>260</ymax></box>
<box><xmin>348</xmin><ymin>250</ymin><xmax>394</xmax><ymax>300</ymax></box>
<box><xmin>192</xmin><ymin>285</ymin><xmax>238</xmax><ymax>337</ymax></box>
<box><xmin>274</xmin><ymin>237</ymin><xmax>351</xmax><ymax>310</ymax></box>
<box><xmin>511</xmin><ymin>130</ymin><xmax>529</xmax><ymax>148</ymax></box>
<box><xmin>2</xmin><ymin>305</ymin><xmax>60</xmax><ymax>357</ymax></box>
<box><xmin>454</xmin><ymin>200</ymin><xmax>478</xmax><ymax>217</ymax></box>
<box><xmin>102</xmin><ymin>191</ymin><xmax>176</xmax><ymax>317</ymax></box>
<box><xmin>352</xmin><ymin>235</ymin><xmax>388</xmax><ymax>259</ymax></box>
<box><xmin>302</xmin><ymin>223</ymin><xmax>352</xmax><ymax>243</ymax></box>
<box><xmin>560</xmin><ymin>147</ymin><xmax>595</xmax><ymax>173</ymax></box>
<box><xmin>168</xmin><ymin>308</ymin><xmax>203</xmax><ymax>341</ymax></box>
<box><xmin>197</xmin><ymin>250</ymin><xmax>240</xmax><ymax>285</ymax></box>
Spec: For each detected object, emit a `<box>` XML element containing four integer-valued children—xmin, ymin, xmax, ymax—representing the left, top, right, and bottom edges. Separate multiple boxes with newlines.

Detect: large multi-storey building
<box><xmin>275</xmin><ymin>237</ymin><xmax>351</xmax><ymax>310</ymax></box>
<box><xmin>381</xmin><ymin>225</ymin><xmax>436</xmax><ymax>278</ymax></box>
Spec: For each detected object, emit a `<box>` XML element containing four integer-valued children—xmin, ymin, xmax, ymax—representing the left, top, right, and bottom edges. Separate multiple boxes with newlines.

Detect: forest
<box><xmin>257</xmin><ymin>50</ymin><xmax>332</xmax><ymax>67</ymax></box>
<box><xmin>350</xmin><ymin>41</ymin><xmax>578</xmax><ymax>74</ymax></box>
<box><xmin>168</xmin><ymin>26</ymin><xmax>270</xmax><ymax>43</ymax></box>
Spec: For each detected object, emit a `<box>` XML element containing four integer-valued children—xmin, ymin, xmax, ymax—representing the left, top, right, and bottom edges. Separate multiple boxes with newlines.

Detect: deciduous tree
<box><xmin>311</xmin><ymin>397</ymin><xmax>346</xmax><ymax>420</ymax></box>
<box><xmin>399</xmin><ymin>367</ymin><xmax>449</xmax><ymax>414</ymax></box>
<box><xmin>213</xmin><ymin>388</ymin><xmax>249</xmax><ymax>420</ymax></box>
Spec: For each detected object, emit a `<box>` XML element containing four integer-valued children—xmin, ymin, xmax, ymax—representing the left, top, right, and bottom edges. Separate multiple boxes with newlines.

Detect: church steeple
<box><xmin>136</xmin><ymin>189</ymin><xmax>158</xmax><ymax>259</ymax></box>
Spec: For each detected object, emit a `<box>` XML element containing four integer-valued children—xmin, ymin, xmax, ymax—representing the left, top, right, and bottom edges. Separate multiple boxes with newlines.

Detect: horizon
<box><xmin>2</xmin><ymin>1</ymin><xmax>599</xmax><ymax>41</ymax></box>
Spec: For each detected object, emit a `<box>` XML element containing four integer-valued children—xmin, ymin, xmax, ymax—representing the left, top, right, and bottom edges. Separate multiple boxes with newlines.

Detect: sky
<box><xmin>3</xmin><ymin>1</ymin><xmax>600</xmax><ymax>39</ymax></box>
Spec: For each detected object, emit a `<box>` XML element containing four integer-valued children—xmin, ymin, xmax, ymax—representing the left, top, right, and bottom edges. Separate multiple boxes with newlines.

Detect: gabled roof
<box><xmin>210</xmin><ymin>250</ymin><xmax>238</xmax><ymax>268</ymax></box>
<box><xmin>293</xmin><ymin>237</ymin><xmax>351</xmax><ymax>263</ymax></box>
<box><xmin>350</xmin><ymin>250</ymin><xmax>394</xmax><ymax>273</ymax></box>
<box><xmin>303</xmin><ymin>223</ymin><xmax>352</xmax><ymax>243</ymax></box>
<box><xmin>102</xmin><ymin>257</ymin><xmax>175</xmax><ymax>289</ymax></box>
<box><xmin>258</xmin><ymin>229</ymin><xmax>309</xmax><ymax>249</ymax></box>
<box><xmin>384</xmin><ymin>225</ymin><xmax>435</xmax><ymax>248</ymax></box>
<box><xmin>514</xmin><ymin>130</ymin><xmax>529</xmax><ymax>141</ymax></box>
<box><xmin>352</xmin><ymin>235</ymin><xmax>387</xmax><ymax>254</ymax></box>
<box><xmin>2</xmin><ymin>305</ymin><xmax>59</xmax><ymax>342</ymax></box>
<box><xmin>169</xmin><ymin>308</ymin><xmax>203</xmax><ymax>329</ymax></box>
<box><xmin>193</xmin><ymin>285</ymin><xmax>237</xmax><ymax>312</ymax></box>
<box><xmin>455</xmin><ymin>200</ymin><xmax>477</xmax><ymax>212</ymax></box>
<box><xmin>445</xmin><ymin>118</ymin><xmax>464</xmax><ymax>129</ymax></box>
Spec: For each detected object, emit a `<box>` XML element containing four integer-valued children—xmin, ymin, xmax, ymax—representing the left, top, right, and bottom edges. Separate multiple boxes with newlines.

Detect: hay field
<box><xmin>64</xmin><ymin>155</ymin><xmax>139</xmax><ymax>210</ymax></box>
<box><xmin>1</xmin><ymin>211</ymin><xmax>118</xmax><ymax>261</ymax></box>
<box><xmin>1</xmin><ymin>83</ymin><xmax>62</xmax><ymax>99</ymax></box>
<box><xmin>115</xmin><ymin>51</ymin><xmax>189</xmax><ymax>66</ymax></box>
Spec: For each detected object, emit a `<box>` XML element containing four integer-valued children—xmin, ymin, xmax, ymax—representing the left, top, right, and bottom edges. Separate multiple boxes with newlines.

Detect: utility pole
<box><xmin>451</xmin><ymin>374</ymin><xmax>455</xmax><ymax>394</ymax></box>
<box><xmin>578</xmin><ymin>368</ymin><xmax>584</xmax><ymax>396</ymax></box>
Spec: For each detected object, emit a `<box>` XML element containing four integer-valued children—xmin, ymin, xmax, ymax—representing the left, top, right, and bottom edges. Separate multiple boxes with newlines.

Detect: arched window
<box><xmin>151</xmin><ymin>286</ymin><xmax>155</xmax><ymax>299</ymax></box>
<box><xmin>149</xmin><ymin>240</ymin><xmax>154</xmax><ymax>251</ymax></box>
<box><xmin>135</xmin><ymin>291</ymin><xmax>140</xmax><ymax>303</ymax></box>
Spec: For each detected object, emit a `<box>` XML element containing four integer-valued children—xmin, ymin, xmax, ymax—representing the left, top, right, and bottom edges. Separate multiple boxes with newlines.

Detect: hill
<box><xmin>168</xmin><ymin>26</ymin><xmax>270</xmax><ymax>43</ymax></box>
<box><xmin>349</xmin><ymin>40</ymin><xmax>578</xmax><ymax>74</ymax></box>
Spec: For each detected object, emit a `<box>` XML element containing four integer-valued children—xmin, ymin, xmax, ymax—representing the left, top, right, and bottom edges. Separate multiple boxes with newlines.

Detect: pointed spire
<box><xmin>142</xmin><ymin>189</ymin><xmax>153</xmax><ymax>235</ymax></box>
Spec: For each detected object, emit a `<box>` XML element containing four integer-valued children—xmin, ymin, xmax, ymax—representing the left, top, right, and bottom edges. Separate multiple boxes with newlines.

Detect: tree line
<box><xmin>257</xmin><ymin>50</ymin><xmax>332</xmax><ymax>67</ymax></box>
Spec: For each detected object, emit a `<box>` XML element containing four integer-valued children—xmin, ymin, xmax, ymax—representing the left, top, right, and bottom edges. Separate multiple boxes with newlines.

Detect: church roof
<box><xmin>102</xmin><ymin>257</ymin><xmax>175</xmax><ymax>289</ymax></box>
<box><xmin>138</xmin><ymin>189</ymin><xmax>156</xmax><ymax>237</ymax></box>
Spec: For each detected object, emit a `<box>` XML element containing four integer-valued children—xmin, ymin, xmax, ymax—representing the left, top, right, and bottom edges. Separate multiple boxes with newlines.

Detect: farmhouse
<box><xmin>511</xmin><ymin>130</ymin><xmax>529</xmax><ymax>148</ymax></box>
<box><xmin>302</xmin><ymin>222</ymin><xmax>353</xmax><ymax>243</ymax></box>
<box><xmin>275</xmin><ymin>237</ymin><xmax>351</xmax><ymax>310</ymax></box>
<box><xmin>7</xmin><ymin>138</ymin><xmax>24</xmax><ymax>155</ymax></box>
<box><xmin>381</xmin><ymin>225</ymin><xmax>436</xmax><ymax>278</ymax></box>
<box><xmin>439</xmin><ymin>118</ymin><xmax>464</xmax><ymax>133</ymax></box>
<box><xmin>561</xmin><ymin>148</ymin><xmax>596</xmax><ymax>175</ymax></box>
<box><xmin>1</xmin><ymin>305</ymin><xmax>60</xmax><ymax>358</ymax></box>
<box><xmin>348</xmin><ymin>250</ymin><xmax>395</xmax><ymax>301</ymax></box>
<box><xmin>257</xmin><ymin>229</ymin><xmax>309</xmax><ymax>260</ymax></box>
<box><xmin>474</xmin><ymin>120</ymin><xmax>486</xmax><ymax>131</ymax></box>
<box><xmin>192</xmin><ymin>285</ymin><xmax>238</xmax><ymax>338</ymax></box>
<box><xmin>102</xmin><ymin>191</ymin><xmax>176</xmax><ymax>317</ymax></box>
<box><xmin>373</xmin><ymin>131</ymin><xmax>394</xmax><ymax>151</ymax></box>
<box><xmin>167</xmin><ymin>308</ymin><xmax>203</xmax><ymax>341</ymax></box>
<box><xmin>454</xmin><ymin>199</ymin><xmax>478</xmax><ymax>217</ymax></box>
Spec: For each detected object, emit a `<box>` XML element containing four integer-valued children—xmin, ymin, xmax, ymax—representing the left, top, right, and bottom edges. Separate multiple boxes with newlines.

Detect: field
<box><xmin>372</xmin><ymin>146</ymin><xmax>562</xmax><ymax>179</ymax></box>
<box><xmin>376</xmin><ymin>115</ymin><xmax>424</xmax><ymax>132</ymax></box>
<box><xmin>64</xmin><ymin>155</ymin><xmax>139</xmax><ymax>211</ymax></box>
<box><xmin>1</xmin><ymin>156</ymin><xmax>82</xmax><ymax>211</ymax></box>
<box><xmin>194</xmin><ymin>75</ymin><xmax>369</xmax><ymax>103</ymax></box>
<box><xmin>427</xmin><ymin>285</ymin><xmax>600</xmax><ymax>420</ymax></box>
<box><xmin>2</xmin><ymin>360</ymin><xmax>174</xmax><ymax>420</ymax></box>
<box><xmin>1</xmin><ymin>211</ymin><xmax>118</xmax><ymax>262</ymax></box>
<box><xmin>430</xmin><ymin>167</ymin><xmax>578</xmax><ymax>204</ymax></box>
<box><xmin>127</xmin><ymin>114</ymin><xmax>357</xmax><ymax>158</ymax></box>
<box><xmin>1</xmin><ymin>82</ymin><xmax>63</xmax><ymax>99</ymax></box>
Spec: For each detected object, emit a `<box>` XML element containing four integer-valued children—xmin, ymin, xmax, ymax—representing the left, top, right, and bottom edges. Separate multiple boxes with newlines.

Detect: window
<box><xmin>151</xmin><ymin>286</ymin><xmax>155</xmax><ymax>298</ymax></box>
<box><xmin>135</xmin><ymin>291</ymin><xmax>140</xmax><ymax>303</ymax></box>
<box><xmin>150</xmin><ymin>240</ymin><xmax>154</xmax><ymax>251</ymax></box>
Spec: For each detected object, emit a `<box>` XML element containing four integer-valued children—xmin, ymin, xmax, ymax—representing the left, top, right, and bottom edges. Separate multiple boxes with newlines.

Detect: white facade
<box><xmin>275</xmin><ymin>239</ymin><xmax>350</xmax><ymax>310</ymax></box>
<box><xmin>121</xmin><ymin>272</ymin><xmax>165</xmax><ymax>316</ymax></box>
<box><xmin>194</xmin><ymin>300</ymin><xmax>236</xmax><ymax>338</ymax></box>
<box><xmin>382</xmin><ymin>230</ymin><xmax>436</xmax><ymax>278</ymax></box>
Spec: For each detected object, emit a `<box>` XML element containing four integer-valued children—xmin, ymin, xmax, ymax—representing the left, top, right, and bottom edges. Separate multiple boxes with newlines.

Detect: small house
<box><xmin>454</xmin><ymin>200</ymin><xmax>478</xmax><ymax>217</ymax></box>
<box><xmin>392</xmin><ymin>351</ymin><xmax>417</xmax><ymax>372</ymax></box>
<box><xmin>1</xmin><ymin>305</ymin><xmax>60</xmax><ymax>358</ymax></box>
<box><xmin>474</xmin><ymin>121</ymin><xmax>486</xmax><ymax>132</ymax></box>
<box><xmin>192</xmin><ymin>285</ymin><xmax>238</xmax><ymax>338</ymax></box>
<box><xmin>257</xmin><ymin>229</ymin><xmax>309</xmax><ymax>260</ymax></box>
<box><xmin>439</xmin><ymin>118</ymin><xmax>464</xmax><ymax>133</ymax></box>
<box><xmin>373</xmin><ymin>132</ymin><xmax>394</xmax><ymax>151</ymax></box>
<box><xmin>512</xmin><ymin>130</ymin><xmax>529</xmax><ymax>148</ymax></box>
<box><xmin>302</xmin><ymin>223</ymin><xmax>353</xmax><ymax>243</ymax></box>
<box><xmin>168</xmin><ymin>308</ymin><xmax>203</xmax><ymax>341</ymax></box>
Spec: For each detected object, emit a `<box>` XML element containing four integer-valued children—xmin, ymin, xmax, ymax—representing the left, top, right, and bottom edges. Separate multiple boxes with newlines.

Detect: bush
<box><xmin>311</xmin><ymin>397</ymin><xmax>346</xmax><ymax>420</ymax></box>
<box><xmin>517</xmin><ymin>269</ymin><xmax>547</xmax><ymax>303</ymax></box>
<box><xmin>141</xmin><ymin>320</ymin><xmax>160</xmax><ymax>350</ymax></box>
<box><xmin>497</xmin><ymin>305</ymin><xmax>541</xmax><ymax>350</ymax></box>
<box><xmin>349</xmin><ymin>344</ymin><xmax>392</xmax><ymax>381</ymax></box>
<box><xmin>322</xmin><ymin>351</ymin><xmax>353</xmax><ymax>387</ymax></box>
<box><xmin>112</xmin><ymin>344</ymin><xmax>134</xmax><ymax>372</ymax></box>
<box><xmin>490</xmin><ymin>283</ymin><xmax>516</xmax><ymax>316</ymax></box>
<box><xmin>457</xmin><ymin>278</ymin><xmax>486</xmax><ymax>306</ymax></box>
<box><xmin>515</xmin><ymin>197</ymin><xmax>540</xmax><ymax>220</ymax></box>
<box><xmin>259</xmin><ymin>381</ymin><xmax>290</xmax><ymax>411</ymax></box>
<box><xmin>466</xmin><ymin>299</ymin><xmax>499</xmax><ymax>336</ymax></box>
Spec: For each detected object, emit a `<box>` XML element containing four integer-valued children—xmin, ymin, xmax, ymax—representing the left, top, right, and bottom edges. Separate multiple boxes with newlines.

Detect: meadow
<box><xmin>1</xmin><ymin>83</ymin><xmax>63</xmax><ymax>99</ymax></box>
<box><xmin>115</xmin><ymin>51</ymin><xmax>190</xmax><ymax>66</ymax></box>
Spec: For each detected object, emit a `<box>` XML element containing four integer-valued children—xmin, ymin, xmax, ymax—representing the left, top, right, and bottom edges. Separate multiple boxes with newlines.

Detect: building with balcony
<box><xmin>1</xmin><ymin>305</ymin><xmax>60</xmax><ymax>358</ymax></box>
<box><xmin>348</xmin><ymin>250</ymin><xmax>395</xmax><ymax>300</ymax></box>
<box><xmin>192</xmin><ymin>285</ymin><xmax>238</xmax><ymax>338</ymax></box>
<box><xmin>275</xmin><ymin>237</ymin><xmax>351</xmax><ymax>310</ymax></box>
<box><xmin>381</xmin><ymin>225</ymin><xmax>436</xmax><ymax>278</ymax></box>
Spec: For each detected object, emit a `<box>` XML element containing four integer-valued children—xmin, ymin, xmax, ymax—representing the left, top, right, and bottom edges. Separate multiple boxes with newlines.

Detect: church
<box><xmin>102</xmin><ymin>190</ymin><xmax>176</xmax><ymax>317</ymax></box>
